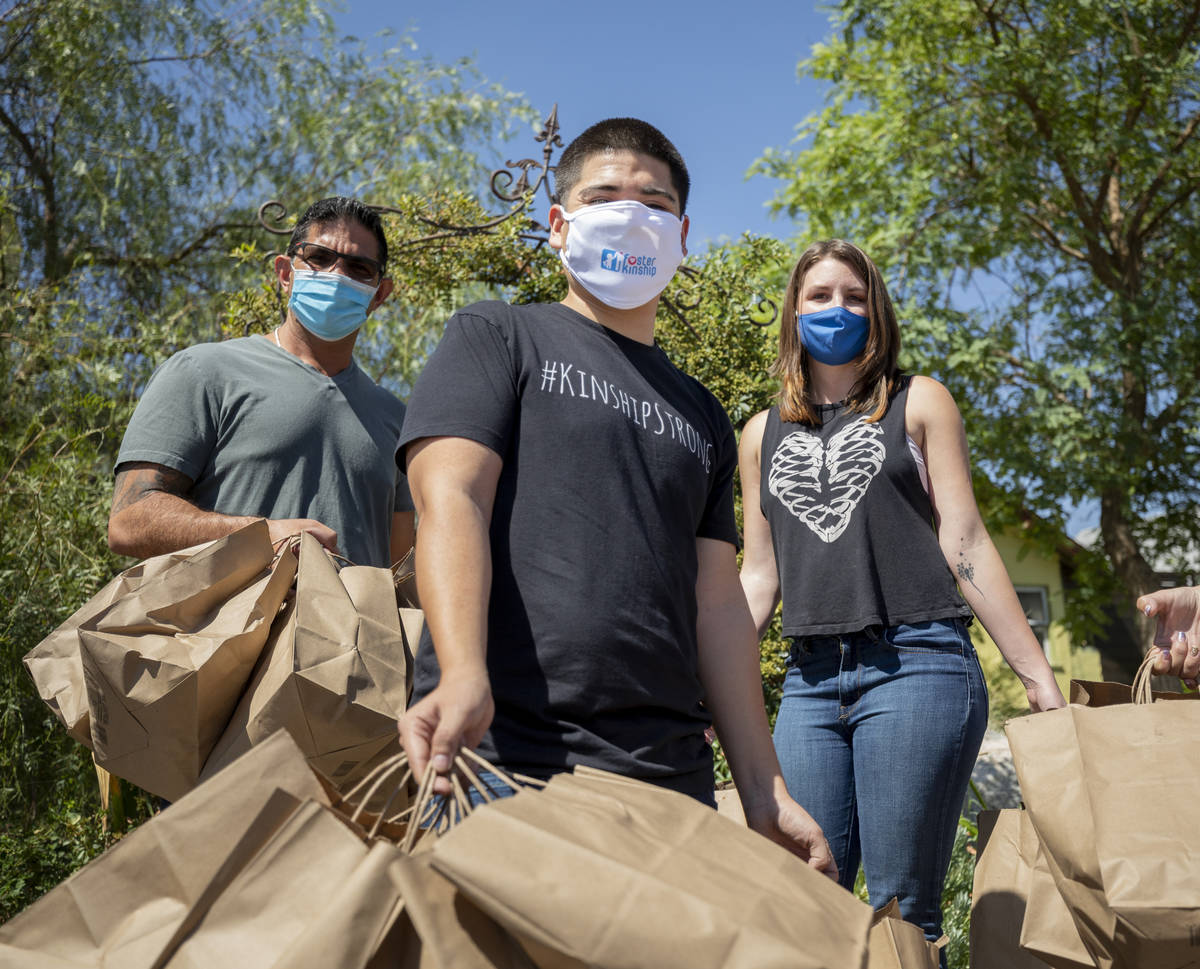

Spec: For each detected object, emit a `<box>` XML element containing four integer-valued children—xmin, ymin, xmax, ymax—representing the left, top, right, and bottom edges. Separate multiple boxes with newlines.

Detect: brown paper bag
<box><xmin>167</xmin><ymin>750</ymin><xmax>504</xmax><ymax>969</ymax></box>
<box><xmin>161</xmin><ymin>800</ymin><xmax>405</xmax><ymax>969</ymax></box>
<box><xmin>265</xmin><ymin>839</ymin><xmax>408</xmax><ymax>969</ymax></box>
<box><xmin>23</xmin><ymin>545</ymin><xmax>196</xmax><ymax>745</ymax></box>
<box><xmin>389</xmin><ymin>852</ymin><xmax>537</xmax><ymax>969</ymax></box>
<box><xmin>78</xmin><ymin>521</ymin><xmax>296</xmax><ymax>801</ymax></box>
<box><xmin>869</xmin><ymin>898</ymin><xmax>945</xmax><ymax>969</ymax></box>
<box><xmin>0</xmin><ymin>730</ymin><xmax>329</xmax><ymax>968</ymax></box>
<box><xmin>970</xmin><ymin>809</ymin><xmax>1076</xmax><ymax>969</ymax></box>
<box><xmin>1007</xmin><ymin>700</ymin><xmax>1200</xmax><ymax>969</ymax></box>
<box><xmin>1069</xmin><ymin>678</ymin><xmax>1199</xmax><ymax>705</ymax></box>
<box><xmin>201</xmin><ymin>533</ymin><xmax>413</xmax><ymax>791</ymax></box>
<box><xmin>713</xmin><ymin>785</ymin><xmax>747</xmax><ymax>824</ymax></box>
<box><xmin>1021</xmin><ymin>839</ymin><xmax>1095</xmax><ymax>969</ymax></box>
<box><xmin>393</xmin><ymin>544</ymin><xmax>419</xmax><ymax>610</ymax></box>
<box><xmin>429</xmin><ymin>768</ymin><xmax>873</xmax><ymax>969</ymax></box>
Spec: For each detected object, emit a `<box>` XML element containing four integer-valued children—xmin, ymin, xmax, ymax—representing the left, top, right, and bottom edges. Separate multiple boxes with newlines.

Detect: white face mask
<box><xmin>557</xmin><ymin>200</ymin><xmax>684</xmax><ymax>310</ymax></box>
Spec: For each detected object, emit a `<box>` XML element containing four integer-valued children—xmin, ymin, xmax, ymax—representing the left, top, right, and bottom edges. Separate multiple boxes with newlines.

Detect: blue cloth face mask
<box><xmin>288</xmin><ymin>268</ymin><xmax>378</xmax><ymax>342</ymax></box>
<box><xmin>796</xmin><ymin>305</ymin><xmax>870</xmax><ymax>365</ymax></box>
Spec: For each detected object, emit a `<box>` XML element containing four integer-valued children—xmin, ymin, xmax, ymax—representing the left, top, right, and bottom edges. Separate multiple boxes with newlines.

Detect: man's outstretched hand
<box><xmin>397</xmin><ymin>668</ymin><xmax>494</xmax><ymax>795</ymax></box>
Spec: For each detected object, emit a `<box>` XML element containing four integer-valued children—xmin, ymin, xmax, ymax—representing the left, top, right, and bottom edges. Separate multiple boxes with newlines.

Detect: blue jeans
<box><xmin>772</xmin><ymin>619</ymin><xmax>987</xmax><ymax>948</ymax></box>
<box><xmin>462</xmin><ymin>768</ymin><xmax>517</xmax><ymax>807</ymax></box>
<box><xmin>418</xmin><ymin>768</ymin><xmax>518</xmax><ymax>831</ymax></box>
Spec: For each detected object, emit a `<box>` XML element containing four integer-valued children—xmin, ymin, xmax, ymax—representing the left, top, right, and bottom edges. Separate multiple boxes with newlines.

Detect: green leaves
<box><xmin>758</xmin><ymin>0</ymin><xmax>1200</xmax><ymax>629</ymax></box>
<box><xmin>0</xmin><ymin>0</ymin><xmax>538</xmax><ymax>903</ymax></box>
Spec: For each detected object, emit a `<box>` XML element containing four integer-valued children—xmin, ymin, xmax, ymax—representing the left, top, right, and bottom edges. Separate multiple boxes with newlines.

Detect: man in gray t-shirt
<box><xmin>109</xmin><ymin>196</ymin><xmax>414</xmax><ymax>568</ymax></box>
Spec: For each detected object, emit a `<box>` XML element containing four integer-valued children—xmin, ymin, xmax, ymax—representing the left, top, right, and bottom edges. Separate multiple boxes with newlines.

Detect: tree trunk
<box><xmin>1100</xmin><ymin>486</ymin><xmax>1160</xmax><ymax>669</ymax></box>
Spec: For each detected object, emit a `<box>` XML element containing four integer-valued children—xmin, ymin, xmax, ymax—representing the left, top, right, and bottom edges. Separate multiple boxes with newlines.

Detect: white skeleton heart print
<box><xmin>768</xmin><ymin>417</ymin><xmax>886</xmax><ymax>543</ymax></box>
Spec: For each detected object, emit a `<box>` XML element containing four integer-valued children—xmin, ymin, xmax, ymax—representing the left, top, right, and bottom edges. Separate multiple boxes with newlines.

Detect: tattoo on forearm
<box><xmin>956</xmin><ymin>541</ymin><xmax>984</xmax><ymax>597</ymax></box>
<box><xmin>111</xmin><ymin>464</ymin><xmax>193</xmax><ymax>515</ymax></box>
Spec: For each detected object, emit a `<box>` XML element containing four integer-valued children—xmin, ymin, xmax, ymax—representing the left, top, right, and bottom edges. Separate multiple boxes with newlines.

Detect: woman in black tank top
<box><xmin>738</xmin><ymin>240</ymin><xmax>1065</xmax><ymax>952</ymax></box>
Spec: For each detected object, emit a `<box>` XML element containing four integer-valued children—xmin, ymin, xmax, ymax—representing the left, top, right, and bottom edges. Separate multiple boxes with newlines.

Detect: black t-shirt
<box><xmin>398</xmin><ymin>300</ymin><xmax>738</xmax><ymax>799</ymax></box>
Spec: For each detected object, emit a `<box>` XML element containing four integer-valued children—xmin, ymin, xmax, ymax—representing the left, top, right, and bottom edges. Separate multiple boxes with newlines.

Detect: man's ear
<box><xmin>548</xmin><ymin>204</ymin><xmax>568</xmax><ymax>251</ymax></box>
<box><xmin>680</xmin><ymin>214</ymin><xmax>690</xmax><ymax>259</ymax></box>
<box><xmin>368</xmin><ymin>278</ymin><xmax>394</xmax><ymax>314</ymax></box>
<box><xmin>273</xmin><ymin>253</ymin><xmax>293</xmax><ymax>292</ymax></box>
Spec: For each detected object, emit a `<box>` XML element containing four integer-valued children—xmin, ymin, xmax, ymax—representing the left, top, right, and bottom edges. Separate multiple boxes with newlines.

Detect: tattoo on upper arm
<box><xmin>111</xmin><ymin>463</ymin><xmax>193</xmax><ymax>515</ymax></box>
<box><xmin>955</xmin><ymin>539</ymin><xmax>984</xmax><ymax>597</ymax></box>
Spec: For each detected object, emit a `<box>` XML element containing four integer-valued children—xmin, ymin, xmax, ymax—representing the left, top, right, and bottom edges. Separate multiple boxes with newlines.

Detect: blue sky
<box><xmin>337</xmin><ymin>0</ymin><xmax>836</xmax><ymax>247</ymax></box>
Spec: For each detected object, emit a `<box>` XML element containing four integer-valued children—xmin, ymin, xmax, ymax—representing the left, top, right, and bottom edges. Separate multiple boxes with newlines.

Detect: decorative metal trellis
<box><xmin>257</xmin><ymin>105</ymin><xmax>777</xmax><ymax>335</ymax></box>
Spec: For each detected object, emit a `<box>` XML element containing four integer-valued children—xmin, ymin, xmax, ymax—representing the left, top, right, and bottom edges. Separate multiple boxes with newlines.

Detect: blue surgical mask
<box><xmin>797</xmin><ymin>305</ymin><xmax>869</xmax><ymax>365</ymax></box>
<box><xmin>288</xmin><ymin>268</ymin><xmax>378</xmax><ymax>342</ymax></box>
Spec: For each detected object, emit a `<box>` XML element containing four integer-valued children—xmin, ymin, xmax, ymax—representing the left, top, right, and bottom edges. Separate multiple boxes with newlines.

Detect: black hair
<box><xmin>287</xmin><ymin>196</ymin><xmax>388</xmax><ymax>271</ymax></box>
<box><xmin>553</xmin><ymin>118</ymin><xmax>690</xmax><ymax>214</ymax></box>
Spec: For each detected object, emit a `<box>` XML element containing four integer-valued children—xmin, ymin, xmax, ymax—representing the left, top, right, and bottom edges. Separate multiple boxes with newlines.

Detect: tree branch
<box><xmin>0</xmin><ymin>2</ymin><xmax>40</xmax><ymax>66</ymax></box>
<box><xmin>81</xmin><ymin>219</ymin><xmax>260</xmax><ymax>272</ymax></box>
<box><xmin>992</xmin><ymin>347</ymin><xmax>1078</xmax><ymax>408</ymax></box>
<box><xmin>971</xmin><ymin>0</ymin><xmax>1124</xmax><ymax>288</ymax></box>
<box><xmin>1018</xmin><ymin>209</ymin><xmax>1089</xmax><ymax>262</ymax></box>
<box><xmin>0</xmin><ymin>99</ymin><xmax>60</xmax><ymax>279</ymax></box>
<box><xmin>1128</xmin><ymin>105</ymin><xmax>1200</xmax><ymax>242</ymax></box>
<box><xmin>1140</xmin><ymin>178</ymin><xmax>1200</xmax><ymax>244</ymax></box>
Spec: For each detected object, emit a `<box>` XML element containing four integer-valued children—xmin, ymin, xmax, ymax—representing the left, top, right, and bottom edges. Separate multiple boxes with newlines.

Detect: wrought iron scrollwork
<box><xmin>258</xmin><ymin>106</ymin><xmax>561</xmax><ymax>251</ymax></box>
<box><xmin>257</xmin><ymin>104</ymin><xmax>778</xmax><ymax>331</ymax></box>
<box><xmin>660</xmin><ymin>265</ymin><xmax>778</xmax><ymax>338</ymax></box>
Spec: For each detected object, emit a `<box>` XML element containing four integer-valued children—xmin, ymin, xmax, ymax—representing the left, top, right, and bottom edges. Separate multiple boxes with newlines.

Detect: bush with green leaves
<box><xmin>0</xmin><ymin>0</ymin><xmax>537</xmax><ymax>918</ymax></box>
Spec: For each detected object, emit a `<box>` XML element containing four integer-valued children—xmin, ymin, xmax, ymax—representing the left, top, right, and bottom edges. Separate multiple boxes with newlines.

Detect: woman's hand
<box><xmin>743</xmin><ymin>790</ymin><xmax>840</xmax><ymax>882</ymax></box>
<box><xmin>1137</xmin><ymin>586</ymin><xmax>1200</xmax><ymax>688</ymax></box>
<box><xmin>1024</xmin><ymin>675</ymin><xmax>1066</xmax><ymax>713</ymax></box>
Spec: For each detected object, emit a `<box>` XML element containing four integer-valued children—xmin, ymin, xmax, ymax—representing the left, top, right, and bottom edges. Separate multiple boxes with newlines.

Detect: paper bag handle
<box><xmin>339</xmin><ymin>746</ymin><xmax>543</xmax><ymax>848</ymax></box>
<box><xmin>1132</xmin><ymin>647</ymin><xmax>1160</xmax><ymax>705</ymax></box>
<box><xmin>390</xmin><ymin>545</ymin><xmax>415</xmax><ymax>587</ymax></box>
<box><xmin>272</xmin><ymin>532</ymin><xmax>356</xmax><ymax>570</ymax></box>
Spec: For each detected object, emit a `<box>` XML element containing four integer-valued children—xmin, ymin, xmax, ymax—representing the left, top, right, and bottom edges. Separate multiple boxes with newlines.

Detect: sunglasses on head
<box><xmin>289</xmin><ymin>241</ymin><xmax>383</xmax><ymax>285</ymax></box>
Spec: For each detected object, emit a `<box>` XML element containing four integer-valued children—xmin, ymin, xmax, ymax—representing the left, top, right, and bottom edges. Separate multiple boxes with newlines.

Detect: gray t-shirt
<box><xmin>116</xmin><ymin>335</ymin><xmax>412</xmax><ymax>568</ymax></box>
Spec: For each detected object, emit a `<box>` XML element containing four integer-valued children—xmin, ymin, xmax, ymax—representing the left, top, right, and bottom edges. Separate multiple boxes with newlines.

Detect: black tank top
<box><xmin>759</xmin><ymin>377</ymin><xmax>972</xmax><ymax>637</ymax></box>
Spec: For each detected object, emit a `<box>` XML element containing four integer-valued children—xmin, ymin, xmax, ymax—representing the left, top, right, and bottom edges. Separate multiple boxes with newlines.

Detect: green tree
<box><xmin>655</xmin><ymin>234</ymin><xmax>794</xmax><ymax>725</ymax></box>
<box><xmin>756</xmin><ymin>0</ymin><xmax>1200</xmax><ymax>650</ymax></box>
<box><xmin>2</xmin><ymin>0</ymin><xmax>526</xmax><ymax>291</ymax></box>
<box><xmin>0</xmin><ymin>0</ymin><xmax>532</xmax><ymax>915</ymax></box>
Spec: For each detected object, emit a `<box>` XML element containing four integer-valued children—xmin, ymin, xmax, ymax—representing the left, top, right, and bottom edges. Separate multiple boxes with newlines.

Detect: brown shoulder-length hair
<box><xmin>772</xmin><ymin>239</ymin><xmax>901</xmax><ymax>425</ymax></box>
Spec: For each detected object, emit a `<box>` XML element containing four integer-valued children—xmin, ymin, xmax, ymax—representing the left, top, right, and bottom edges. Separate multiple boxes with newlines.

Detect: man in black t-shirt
<box><xmin>397</xmin><ymin>118</ymin><xmax>836</xmax><ymax>876</ymax></box>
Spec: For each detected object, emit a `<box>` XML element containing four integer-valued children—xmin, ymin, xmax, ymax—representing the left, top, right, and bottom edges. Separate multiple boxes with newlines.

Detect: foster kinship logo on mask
<box><xmin>600</xmin><ymin>248</ymin><xmax>658</xmax><ymax>277</ymax></box>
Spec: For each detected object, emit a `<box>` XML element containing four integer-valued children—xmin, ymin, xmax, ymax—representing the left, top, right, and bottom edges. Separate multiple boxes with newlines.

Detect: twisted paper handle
<box><xmin>1132</xmin><ymin>647</ymin><xmax>1160</xmax><ymax>705</ymax></box>
<box><xmin>390</xmin><ymin>546</ymin><xmax>415</xmax><ymax>588</ymax></box>
<box><xmin>271</xmin><ymin>531</ymin><xmax>356</xmax><ymax>564</ymax></box>
<box><xmin>338</xmin><ymin>747</ymin><xmax>544</xmax><ymax>849</ymax></box>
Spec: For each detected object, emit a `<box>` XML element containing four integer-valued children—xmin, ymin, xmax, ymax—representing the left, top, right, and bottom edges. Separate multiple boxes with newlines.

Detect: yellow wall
<box><xmin>969</xmin><ymin>530</ymin><xmax>1102</xmax><ymax>725</ymax></box>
